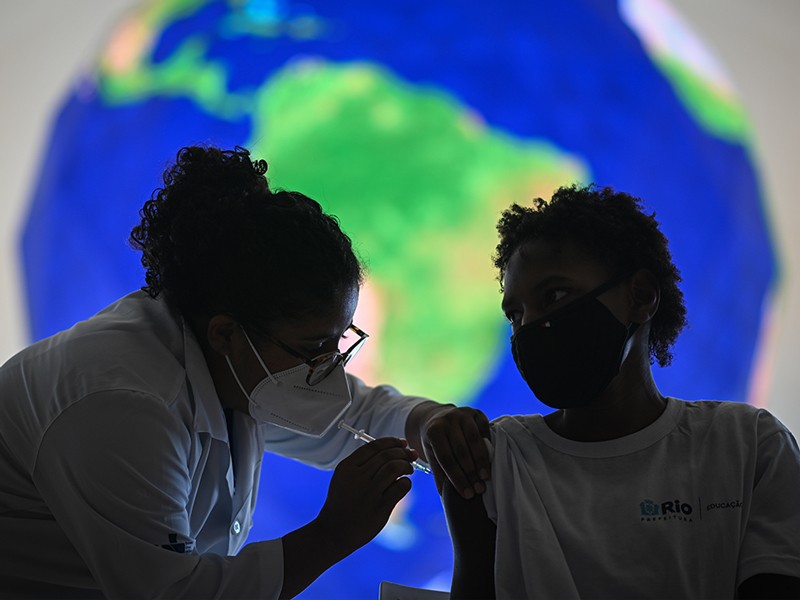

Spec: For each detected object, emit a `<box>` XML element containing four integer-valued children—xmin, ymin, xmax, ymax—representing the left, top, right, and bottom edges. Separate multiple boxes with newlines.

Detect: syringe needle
<box><xmin>337</xmin><ymin>420</ymin><xmax>432</xmax><ymax>474</ymax></box>
<box><xmin>410</xmin><ymin>458</ymin><xmax>433</xmax><ymax>474</ymax></box>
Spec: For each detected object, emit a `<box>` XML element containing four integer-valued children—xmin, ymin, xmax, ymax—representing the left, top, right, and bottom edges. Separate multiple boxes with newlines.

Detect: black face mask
<box><xmin>510</xmin><ymin>276</ymin><xmax>639</xmax><ymax>409</ymax></box>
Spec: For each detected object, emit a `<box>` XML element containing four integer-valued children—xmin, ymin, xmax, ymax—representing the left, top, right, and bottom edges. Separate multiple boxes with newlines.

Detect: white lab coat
<box><xmin>0</xmin><ymin>291</ymin><xmax>428</xmax><ymax>599</ymax></box>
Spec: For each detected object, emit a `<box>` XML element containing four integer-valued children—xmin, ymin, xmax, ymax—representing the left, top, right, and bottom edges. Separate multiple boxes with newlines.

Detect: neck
<box><xmin>188</xmin><ymin>316</ymin><xmax>251</xmax><ymax>414</ymax></box>
<box><xmin>544</xmin><ymin>349</ymin><xmax>666</xmax><ymax>442</ymax></box>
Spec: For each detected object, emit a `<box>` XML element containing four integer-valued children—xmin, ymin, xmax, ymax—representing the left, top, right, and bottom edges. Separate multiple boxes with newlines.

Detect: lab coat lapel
<box><xmin>182</xmin><ymin>321</ymin><xmax>235</xmax><ymax>496</ymax></box>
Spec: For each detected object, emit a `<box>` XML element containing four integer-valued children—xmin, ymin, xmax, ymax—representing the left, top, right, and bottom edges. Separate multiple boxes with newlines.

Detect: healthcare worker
<box><xmin>0</xmin><ymin>145</ymin><xmax>490</xmax><ymax>599</ymax></box>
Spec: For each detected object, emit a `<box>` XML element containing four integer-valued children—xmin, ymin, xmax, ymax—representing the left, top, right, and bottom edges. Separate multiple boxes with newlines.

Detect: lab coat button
<box><xmin>232</xmin><ymin>520</ymin><xmax>241</xmax><ymax>535</ymax></box>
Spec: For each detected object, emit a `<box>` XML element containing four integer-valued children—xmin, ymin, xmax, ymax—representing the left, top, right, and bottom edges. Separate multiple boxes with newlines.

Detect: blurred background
<box><xmin>1</xmin><ymin>0</ymin><xmax>798</xmax><ymax>596</ymax></box>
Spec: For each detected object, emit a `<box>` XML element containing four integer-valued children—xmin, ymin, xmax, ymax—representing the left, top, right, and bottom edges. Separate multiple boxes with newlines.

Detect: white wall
<box><xmin>1</xmin><ymin>0</ymin><xmax>799</xmax><ymax>432</ymax></box>
<box><xmin>0</xmin><ymin>0</ymin><xmax>137</xmax><ymax>358</ymax></box>
<box><xmin>668</xmin><ymin>0</ymin><xmax>800</xmax><ymax>434</ymax></box>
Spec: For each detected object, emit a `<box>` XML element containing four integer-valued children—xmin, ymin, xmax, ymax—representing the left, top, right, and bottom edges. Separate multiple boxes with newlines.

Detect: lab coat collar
<box><xmin>182</xmin><ymin>319</ymin><xmax>230</xmax><ymax>445</ymax></box>
<box><xmin>182</xmin><ymin>319</ymin><xmax>237</xmax><ymax>495</ymax></box>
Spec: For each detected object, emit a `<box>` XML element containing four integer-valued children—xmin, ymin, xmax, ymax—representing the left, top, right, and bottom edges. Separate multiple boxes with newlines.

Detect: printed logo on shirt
<box><xmin>639</xmin><ymin>497</ymin><xmax>745</xmax><ymax>523</ymax></box>
<box><xmin>705</xmin><ymin>499</ymin><xmax>743</xmax><ymax>512</ymax></box>
<box><xmin>639</xmin><ymin>498</ymin><xmax>695</xmax><ymax>523</ymax></box>
<box><xmin>160</xmin><ymin>532</ymin><xmax>196</xmax><ymax>553</ymax></box>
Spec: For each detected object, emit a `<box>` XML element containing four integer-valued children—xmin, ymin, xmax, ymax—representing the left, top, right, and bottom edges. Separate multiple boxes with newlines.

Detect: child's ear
<box><xmin>628</xmin><ymin>269</ymin><xmax>660</xmax><ymax>325</ymax></box>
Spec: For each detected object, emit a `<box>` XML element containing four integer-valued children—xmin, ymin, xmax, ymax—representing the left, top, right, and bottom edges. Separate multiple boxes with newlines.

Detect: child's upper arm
<box><xmin>442</xmin><ymin>482</ymin><xmax>497</xmax><ymax>600</ymax></box>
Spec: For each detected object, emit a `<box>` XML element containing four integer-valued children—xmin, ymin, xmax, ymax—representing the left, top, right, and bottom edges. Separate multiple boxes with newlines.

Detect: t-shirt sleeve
<box><xmin>261</xmin><ymin>374</ymin><xmax>430</xmax><ymax>469</ymax></box>
<box><xmin>737</xmin><ymin>411</ymin><xmax>800</xmax><ymax>583</ymax></box>
<box><xmin>33</xmin><ymin>390</ymin><xmax>284</xmax><ymax>599</ymax></box>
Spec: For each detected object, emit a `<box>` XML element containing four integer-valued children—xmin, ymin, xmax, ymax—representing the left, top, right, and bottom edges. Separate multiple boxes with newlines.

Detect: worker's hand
<box><xmin>314</xmin><ymin>437</ymin><xmax>416</xmax><ymax>556</ymax></box>
<box><xmin>413</xmin><ymin>403</ymin><xmax>491</xmax><ymax>499</ymax></box>
<box><xmin>281</xmin><ymin>439</ymin><xmax>416</xmax><ymax>598</ymax></box>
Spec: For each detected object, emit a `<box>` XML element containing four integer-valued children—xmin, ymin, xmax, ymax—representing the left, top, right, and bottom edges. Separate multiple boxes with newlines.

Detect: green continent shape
<box><xmin>96</xmin><ymin>0</ymin><xmax>251</xmax><ymax>119</ymax></box>
<box><xmin>652</xmin><ymin>54</ymin><xmax>751</xmax><ymax>144</ymax></box>
<box><xmin>249</xmin><ymin>61</ymin><xmax>588</xmax><ymax>404</ymax></box>
<box><xmin>92</xmin><ymin>0</ymin><xmax>589</xmax><ymax>404</ymax></box>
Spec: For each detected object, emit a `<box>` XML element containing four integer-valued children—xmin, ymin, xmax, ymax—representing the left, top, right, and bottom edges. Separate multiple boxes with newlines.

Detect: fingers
<box><xmin>426</xmin><ymin>433</ymin><xmax>476</xmax><ymax>497</ymax></box>
<box><xmin>383</xmin><ymin>474</ymin><xmax>412</xmax><ymax>506</ymax></box>
<box><xmin>424</xmin><ymin>407</ymin><xmax>492</xmax><ymax>499</ymax></box>
<box><xmin>318</xmin><ymin>439</ymin><xmax>415</xmax><ymax>554</ymax></box>
<box><xmin>341</xmin><ymin>437</ymin><xmax>418</xmax><ymax>484</ymax></box>
<box><xmin>361</xmin><ymin>442</ymin><xmax>417</xmax><ymax>482</ymax></box>
<box><xmin>346</xmin><ymin>437</ymin><xmax>415</xmax><ymax>467</ymax></box>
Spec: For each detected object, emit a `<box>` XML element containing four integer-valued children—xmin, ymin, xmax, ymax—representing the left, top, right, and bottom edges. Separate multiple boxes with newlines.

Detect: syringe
<box><xmin>338</xmin><ymin>420</ymin><xmax>433</xmax><ymax>474</ymax></box>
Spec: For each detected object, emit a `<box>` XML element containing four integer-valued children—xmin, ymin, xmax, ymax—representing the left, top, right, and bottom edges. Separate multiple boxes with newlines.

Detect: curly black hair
<box><xmin>494</xmin><ymin>183</ymin><xmax>687</xmax><ymax>367</ymax></box>
<box><xmin>129</xmin><ymin>145</ymin><xmax>363</xmax><ymax>335</ymax></box>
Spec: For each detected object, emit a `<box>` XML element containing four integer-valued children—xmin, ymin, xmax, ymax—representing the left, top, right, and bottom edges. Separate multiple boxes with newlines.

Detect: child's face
<box><xmin>501</xmin><ymin>238</ymin><xmax>640</xmax><ymax>409</ymax></box>
<box><xmin>501</xmin><ymin>238</ymin><xmax>629</xmax><ymax>333</ymax></box>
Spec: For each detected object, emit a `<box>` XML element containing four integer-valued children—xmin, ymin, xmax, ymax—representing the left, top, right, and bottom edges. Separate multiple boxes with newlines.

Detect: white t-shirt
<box><xmin>0</xmin><ymin>291</ymin><xmax>427</xmax><ymax>599</ymax></box>
<box><xmin>483</xmin><ymin>398</ymin><xmax>800</xmax><ymax>599</ymax></box>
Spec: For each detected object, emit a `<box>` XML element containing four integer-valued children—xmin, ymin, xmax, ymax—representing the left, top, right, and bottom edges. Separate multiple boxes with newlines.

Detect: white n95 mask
<box><xmin>225</xmin><ymin>330</ymin><xmax>353</xmax><ymax>438</ymax></box>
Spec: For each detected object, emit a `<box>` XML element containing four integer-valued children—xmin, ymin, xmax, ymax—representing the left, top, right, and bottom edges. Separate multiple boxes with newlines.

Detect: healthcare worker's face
<box><xmin>231</xmin><ymin>285</ymin><xmax>360</xmax><ymax>395</ymax></box>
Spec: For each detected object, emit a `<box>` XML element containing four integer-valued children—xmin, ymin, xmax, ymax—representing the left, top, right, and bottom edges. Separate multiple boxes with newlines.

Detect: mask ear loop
<box><xmin>225</xmin><ymin>355</ymin><xmax>253</xmax><ymax>400</ymax></box>
<box><xmin>532</xmin><ymin>270</ymin><xmax>638</xmax><ymax>330</ymax></box>
<box><xmin>224</xmin><ymin>329</ymin><xmax>280</xmax><ymax>404</ymax></box>
<box><xmin>241</xmin><ymin>329</ymin><xmax>280</xmax><ymax>384</ymax></box>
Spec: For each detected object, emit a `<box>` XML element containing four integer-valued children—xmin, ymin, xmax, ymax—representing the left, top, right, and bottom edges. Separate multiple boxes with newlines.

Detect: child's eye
<box><xmin>544</xmin><ymin>289</ymin><xmax>568</xmax><ymax>307</ymax></box>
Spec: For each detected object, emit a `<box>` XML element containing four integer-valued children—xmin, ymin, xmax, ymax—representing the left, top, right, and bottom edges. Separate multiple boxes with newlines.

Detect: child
<box><xmin>443</xmin><ymin>184</ymin><xmax>800</xmax><ymax>599</ymax></box>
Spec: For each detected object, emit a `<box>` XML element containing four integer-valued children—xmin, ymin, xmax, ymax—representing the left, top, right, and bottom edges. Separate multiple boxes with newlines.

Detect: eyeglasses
<box><xmin>269</xmin><ymin>324</ymin><xmax>369</xmax><ymax>386</ymax></box>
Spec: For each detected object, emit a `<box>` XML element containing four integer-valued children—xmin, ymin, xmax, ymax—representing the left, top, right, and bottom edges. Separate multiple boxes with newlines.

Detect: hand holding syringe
<box><xmin>338</xmin><ymin>420</ymin><xmax>433</xmax><ymax>474</ymax></box>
